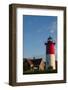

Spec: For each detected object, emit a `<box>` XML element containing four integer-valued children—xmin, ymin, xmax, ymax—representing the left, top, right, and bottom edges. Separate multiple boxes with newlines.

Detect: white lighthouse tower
<box><xmin>45</xmin><ymin>37</ymin><xmax>56</xmax><ymax>70</ymax></box>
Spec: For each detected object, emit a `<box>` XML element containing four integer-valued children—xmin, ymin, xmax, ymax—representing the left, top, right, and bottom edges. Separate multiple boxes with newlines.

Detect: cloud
<box><xmin>50</xmin><ymin>30</ymin><xmax>54</xmax><ymax>34</ymax></box>
<box><xmin>36</xmin><ymin>20</ymin><xmax>57</xmax><ymax>35</ymax></box>
<box><xmin>37</xmin><ymin>26</ymin><xmax>45</xmax><ymax>33</ymax></box>
<box><xmin>49</xmin><ymin>21</ymin><xmax>57</xmax><ymax>34</ymax></box>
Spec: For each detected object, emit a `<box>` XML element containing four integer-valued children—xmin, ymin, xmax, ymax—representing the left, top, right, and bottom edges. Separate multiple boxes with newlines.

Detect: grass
<box><xmin>23</xmin><ymin>69</ymin><xmax>57</xmax><ymax>75</ymax></box>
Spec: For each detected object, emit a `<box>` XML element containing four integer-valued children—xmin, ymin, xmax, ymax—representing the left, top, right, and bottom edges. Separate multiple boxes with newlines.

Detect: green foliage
<box><xmin>48</xmin><ymin>66</ymin><xmax>53</xmax><ymax>72</ymax></box>
<box><xmin>23</xmin><ymin>67</ymin><xmax>57</xmax><ymax>75</ymax></box>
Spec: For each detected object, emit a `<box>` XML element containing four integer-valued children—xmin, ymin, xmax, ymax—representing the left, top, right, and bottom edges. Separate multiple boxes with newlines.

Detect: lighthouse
<box><xmin>45</xmin><ymin>37</ymin><xmax>56</xmax><ymax>70</ymax></box>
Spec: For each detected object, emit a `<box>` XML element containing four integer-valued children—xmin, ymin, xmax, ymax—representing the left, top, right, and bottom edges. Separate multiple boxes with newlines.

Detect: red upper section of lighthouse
<box><xmin>45</xmin><ymin>37</ymin><xmax>55</xmax><ymax>54</ymax></box>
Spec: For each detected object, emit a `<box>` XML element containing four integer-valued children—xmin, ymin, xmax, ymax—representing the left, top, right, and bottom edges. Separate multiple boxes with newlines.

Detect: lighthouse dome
<box><xmin>48</xmin><ymin>36</ymin><xmax>53</xmax><ymax>41</ymax></box>
<box><xmin>45</xmin><ymin>36</ymin><xmax>55</xmax><ymax>45</ymax></box>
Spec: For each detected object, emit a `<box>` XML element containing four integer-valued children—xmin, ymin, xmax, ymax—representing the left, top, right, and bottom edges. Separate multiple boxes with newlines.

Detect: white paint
<box><xmin>17</xmin><ymin>7</ymin><xmax>64</xmax><ymax>82</ymax></box>
<box><xmin>50</xmin><ymin>54</ymin><xmax>55</xmax><ymax>70</ymax></box>
<box><xmin>46</xmin><ymin>54</ymin><xmax>55</xmax><ymax>70</ymax></box>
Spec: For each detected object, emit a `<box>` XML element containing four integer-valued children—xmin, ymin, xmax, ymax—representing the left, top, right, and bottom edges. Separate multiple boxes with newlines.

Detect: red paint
<box><xmin>46</xmin><ymin>41</ymin><xmax>55</xmax><ymax>54</ymax></box>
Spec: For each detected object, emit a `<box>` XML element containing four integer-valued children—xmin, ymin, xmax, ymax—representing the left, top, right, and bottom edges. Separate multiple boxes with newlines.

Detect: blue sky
<box><xmin>23</xmin><ymin>15</ymin><xmax>57</xmax><ymax>59</ymax></box>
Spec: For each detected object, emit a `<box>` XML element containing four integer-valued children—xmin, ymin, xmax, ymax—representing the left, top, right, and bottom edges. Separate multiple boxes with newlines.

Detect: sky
<box><xmin>23</xmin><ymin>15</ymin><xmax>57</xmax><ymax>59</ymax></box>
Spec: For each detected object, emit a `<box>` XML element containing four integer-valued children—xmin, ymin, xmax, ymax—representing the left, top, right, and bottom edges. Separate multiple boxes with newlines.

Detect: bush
<box><xmin>48</xmin><ymin>66</ymin><xmax>53</xmax><ymax>72</ymax></box>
